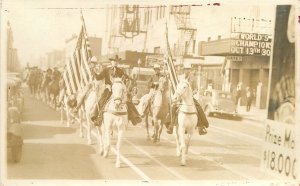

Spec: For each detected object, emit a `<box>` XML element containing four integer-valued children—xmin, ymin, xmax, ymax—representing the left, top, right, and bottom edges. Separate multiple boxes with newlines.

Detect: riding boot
<box><xmin>193</xmin><ymin>98</ymin><xmax>209</xmax><ymax>135</ymax></box>
<box><xmin>127</xmin><ymin>101</ymin><xmax>142</xmax><ymax>125</ymax></box>
<box><xmin>91</xmin><ymin>88</ymin><xmax>111</xmax><ymax>126</ymax></box>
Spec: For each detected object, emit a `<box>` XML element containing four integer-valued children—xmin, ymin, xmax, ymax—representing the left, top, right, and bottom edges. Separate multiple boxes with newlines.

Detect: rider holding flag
<box><xmin>90</xmin><ymin>55</ymin><xmax>142</xmax><ymax>126</ymax></box>
<box><xmin>166</xmin><ymin>63</ymin><xmax>209</xmax><ymax>135</ymax></box>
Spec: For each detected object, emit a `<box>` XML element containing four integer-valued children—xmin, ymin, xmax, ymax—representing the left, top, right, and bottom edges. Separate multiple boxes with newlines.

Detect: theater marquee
<box><xmin>230</xmin><ymin>33</ymin><xmax>272</xmax><ymax>56</ymax></box>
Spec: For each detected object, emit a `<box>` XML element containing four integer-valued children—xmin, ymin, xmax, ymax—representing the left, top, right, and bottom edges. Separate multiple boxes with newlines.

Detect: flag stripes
<box><xmin>62</xmin><ymin>12</ymin><xmax>94</xmax><ymax>96</ymax></box>
<box><xmin>70</xmin><ymin>56</ymin><xmax>81</xmax><ymax>90</ymax></box>
<box><xmin>165</xmin><ymin>23</ymin><xmax>178</xmax><ymax>94</ymax></box>
<box><xmin>65</xmin><ymin>59</ymin><xmax>77</xmax><ymax>94</ymax></box>
<box><xmin>63</xmin><ymin>70</ymin><xmax>71</xmax><ymax>96</ymax></box>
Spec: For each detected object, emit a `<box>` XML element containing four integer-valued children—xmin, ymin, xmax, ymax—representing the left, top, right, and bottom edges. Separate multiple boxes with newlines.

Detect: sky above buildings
<box><xmin>3</xmin><ymin>0</ymin><xmax>277</xmax><ymax>67</ymax></box>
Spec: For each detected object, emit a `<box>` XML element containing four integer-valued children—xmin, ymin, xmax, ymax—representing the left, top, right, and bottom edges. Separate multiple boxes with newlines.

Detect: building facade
<box><xmin>105</xmin><ymin>5</ymin><xmax>197</xmax><ymax>63</ymax></box>
<box><xmin>7</xmin><ymin>22</ymin><xmax>21</xmax><ymax>72</ymax></box>
<box><xmin>199</xmin><ymin>33</ymin><xmax>271</xmax><ymax>108</ymax></box>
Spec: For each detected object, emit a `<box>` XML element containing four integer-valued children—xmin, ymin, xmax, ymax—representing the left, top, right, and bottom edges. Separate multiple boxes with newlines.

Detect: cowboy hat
<box><xmin>183</xmin><ymin>62</ymin><xmax>192</xmax><ymax>69</ymax></box>
<box><xmin>90</xmin><ymin>56</ymin><xmax>98</xmax><ymax>63</ymax></box>
<box><xmin>153</xmin><ymin>64</ymin><xmax>160</xmax><ymax>69</ymax></box>
<box><xmin>109</xmin><ymin>55</ymin><xmax>122</xmax><ymax>62</ymax></box>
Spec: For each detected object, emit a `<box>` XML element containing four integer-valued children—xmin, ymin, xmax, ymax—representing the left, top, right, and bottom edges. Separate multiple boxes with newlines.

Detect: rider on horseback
<box><xmin>90</xmin><ymin>55</ymin><xmax>142</xmax><ymax>126</ymax></box>
<box><xmin>166</xmin><ymin>64</ymin><xmax>209</xmax><ymax>135</ymax></box>
<box><xmin>148</xmin><ymin>64</ymin><xmax>162</xmax><ymax>91</ymax></box>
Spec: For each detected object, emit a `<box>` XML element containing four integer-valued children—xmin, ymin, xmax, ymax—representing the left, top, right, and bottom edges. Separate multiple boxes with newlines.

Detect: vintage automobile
<box><xmin>195</xmin><ymin>89</ymin><xmax>240</xmax><ymax>119</ymax></box>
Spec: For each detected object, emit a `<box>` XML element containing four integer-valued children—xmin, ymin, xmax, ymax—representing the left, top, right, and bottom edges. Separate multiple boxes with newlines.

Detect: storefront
<box><xmin>199</xmin><ymin>34</ymin><xmax>271</xmax><ymax>108</ymax></box>
<box><xmin>107</xmin><ymin>50</ymin><xmax>154</xmax><ymax>68</ymax></box>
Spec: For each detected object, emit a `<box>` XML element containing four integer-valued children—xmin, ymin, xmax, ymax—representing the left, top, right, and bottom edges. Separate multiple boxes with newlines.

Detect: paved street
<box><xmin>7</xmin><ymin>86</ymin><xmax>278</xmax><ymax>180</ymax></box>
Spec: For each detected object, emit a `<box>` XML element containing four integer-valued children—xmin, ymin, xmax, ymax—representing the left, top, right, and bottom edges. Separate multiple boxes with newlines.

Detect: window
<box><xmin>147</xmin><ymin>8</ymin><xmax>150</xmax><ymax>24</ymax></box>
<box><xmin>160</xmin><ymin>6</ymin><xmax>162</xmax><ymax>18</ymax></box>
<box><xmin>154</xmin><ymin>47</ymin><xmax>160</xmax><ymax>54</ymax></box>
<box><xmin>156</xmin><ymin>7</ymin><xmax>159</xmax><ymax>20</ymax></box>
<box><xmin>147</xmin><ymin>9</ymin><xmax>150</xmax><ymax>24</ymax></box>
<box><xmin>193</xmin><ymin>40</ymin><xmax>196</xmax><ymax>53</ymax></box>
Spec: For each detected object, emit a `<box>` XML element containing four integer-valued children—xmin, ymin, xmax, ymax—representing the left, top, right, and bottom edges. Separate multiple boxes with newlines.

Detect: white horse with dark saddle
<box><xmin>172</xmin><ymin>79</ymin><xmax>197</xmax><ymax>166</ymax></box>
<box><xmin>99</xmin><ymin>78</ymin><xmax>128</xmax><ymax>168</ymax></box>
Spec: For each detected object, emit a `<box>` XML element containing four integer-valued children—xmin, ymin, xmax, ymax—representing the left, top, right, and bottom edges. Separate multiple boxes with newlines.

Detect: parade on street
<box><xmin>2</xmin><ymin>1</ymin><xmax>299</xmax><ymax>185</ymax></box>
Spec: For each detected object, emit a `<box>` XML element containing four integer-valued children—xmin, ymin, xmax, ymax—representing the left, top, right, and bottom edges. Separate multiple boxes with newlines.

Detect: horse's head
<box><xmin>172</xmin><ymin>79</ymin><xmax>192</xmax><ymax>103</ymax></box>
<box><xmin>112</xmin><ymin>78</ymin><xmax>126</xmax><ymax>108</ymax></box>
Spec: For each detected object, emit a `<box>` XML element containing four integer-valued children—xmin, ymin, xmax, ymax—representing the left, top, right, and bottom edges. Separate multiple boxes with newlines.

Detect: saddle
<box><xmin>103</xmin><ymin>98</ymin><xmax>127</xmax><ymax>115</ymax></box>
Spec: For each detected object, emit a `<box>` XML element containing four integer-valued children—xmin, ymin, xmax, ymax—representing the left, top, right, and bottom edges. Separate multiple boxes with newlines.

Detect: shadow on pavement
<box><xmin>22</xmin><ymin>87</ymin><xmax>61</xmax><ymax>121</ymax></box>
<box><xmin>21</xmin><ymin>124</ymin><xmax>76</xmax><ymax>140</ymax></box>
<box><xmin>7</xmin><ymin>143</ymin><xmax>101</xmax><ymax>179</ymax></box>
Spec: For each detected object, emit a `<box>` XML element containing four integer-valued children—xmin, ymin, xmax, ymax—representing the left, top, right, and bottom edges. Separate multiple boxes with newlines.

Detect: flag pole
<box><xmin>165</xmin><ymin>22</ymin><xmax>174</xmax><ymax>129</ymax></box>
<box><xmin>80</xmin><ymin>10</ymin><xmax>95</xmax><ymax>82</ymax></box>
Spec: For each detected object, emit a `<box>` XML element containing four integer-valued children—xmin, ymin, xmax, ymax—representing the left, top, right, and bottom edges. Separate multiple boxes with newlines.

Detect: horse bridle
<box><xmin>175</xmin><ymin>81</ymin><xmax>190</xmax><ymax>98</ymax></box>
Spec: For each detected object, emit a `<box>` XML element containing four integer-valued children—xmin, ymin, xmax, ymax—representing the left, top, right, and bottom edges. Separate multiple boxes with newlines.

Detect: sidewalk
<box><xmin>237</xmin><ymin>106</ymin><xmax>267</xmax><ymax>123</ymax></box>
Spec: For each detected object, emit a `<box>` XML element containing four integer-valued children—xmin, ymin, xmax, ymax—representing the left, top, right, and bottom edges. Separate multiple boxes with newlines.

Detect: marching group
<box><xmin>24</xmin><ymin>55</ymin><xmax>209</xmax><ymax>136</ymax></box>
<box><xmin>12</xmin><ymin>56</ymin><xmax>210</xmax><ymax>166</ymax></box>
<box><xmin>24</xmin><ymin>66</ymin><xmax>62</xmax><ymax>109</ymax></box>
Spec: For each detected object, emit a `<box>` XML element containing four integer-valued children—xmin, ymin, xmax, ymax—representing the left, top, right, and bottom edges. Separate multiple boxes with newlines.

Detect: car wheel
<box><xmin>204</xmin><ymin>106</ymin><xmax>211</xmax><ymax>117</ymax></box>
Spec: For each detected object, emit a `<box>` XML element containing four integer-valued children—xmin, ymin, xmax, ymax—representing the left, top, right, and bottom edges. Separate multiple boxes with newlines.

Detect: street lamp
<box><xmin>137</xmin><ymin>58</ymin><xmax>141</xmax><ymax>80</ymax></box>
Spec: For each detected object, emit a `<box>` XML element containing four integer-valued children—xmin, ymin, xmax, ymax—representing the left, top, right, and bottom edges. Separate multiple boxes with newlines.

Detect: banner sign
<box><xmin>230</xmin><ymin>33</ymin><xmax>272</xmax><ymax>56</ymax></box>
<box><xmin>226</xmin><ymin>56</ymin><xmax>242</xmax><ymax>62</ymax></box>
<box><xmin>261</xmin><ymin>120</ymin><xmax>297</xmax><ymax>180</ymax></box>
<box><xmin>145</xmin><ymin>55</ymin><xmax>164</xmax><ymax>67</ymax></box>
<box><xmin>261</xmin><ymin>5</ymin><xmax>297</xmax><ymax>180</ymax></box>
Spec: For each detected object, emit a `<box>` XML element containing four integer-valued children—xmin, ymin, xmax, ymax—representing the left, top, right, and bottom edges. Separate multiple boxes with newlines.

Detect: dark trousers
<box><xmin>246</xmin><ymin>98</ymin><xmax>252</xmax><ymax>112</ymax></box>
<box><xmin>91</xmin><ymin>88</ymin><xmax>112</xmax><ymax>126</ymax></box>
<box><xmin>91</xmin><ymin>88</ymin><xmax>141</xmax><ymax>126</ymax></box>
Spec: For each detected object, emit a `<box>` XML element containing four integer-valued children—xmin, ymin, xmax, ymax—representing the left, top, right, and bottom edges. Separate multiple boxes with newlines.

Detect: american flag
<box><xmin>165</xmin><ymin>23</ymin><xmax>178</xmax><ymax>94</ymax></box>
<box><xmin>63</xmin><ymin>12</ymin><xmax>93</xmax><ymax>96</ymax></box>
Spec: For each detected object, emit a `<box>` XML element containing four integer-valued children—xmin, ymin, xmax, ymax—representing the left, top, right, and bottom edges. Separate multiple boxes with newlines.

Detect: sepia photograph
<box><xmin>0</xmin><ymin>0</ymin><xmax>299</xmax><ymax>185</ymax></box>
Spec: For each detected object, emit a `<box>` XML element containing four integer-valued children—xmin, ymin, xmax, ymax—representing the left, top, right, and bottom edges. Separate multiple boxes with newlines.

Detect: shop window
<box><xmin>154</xmin><ymin>47</ymin><xmax>161</xmax><ymax>54</ymax></box>
<box><xmin>192</xmin><ymin>40</ymin><xmax>196</xmax><ymax>53</ymax></box>
<box><xmin>160</xmin><ymin>6</ymin><xmax>162</xmax><ymax>18</ymax></box>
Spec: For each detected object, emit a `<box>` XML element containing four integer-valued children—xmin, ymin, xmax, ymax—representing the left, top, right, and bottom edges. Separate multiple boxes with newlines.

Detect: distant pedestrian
<box><xmin>235</xmin><ymin>83</ymin><xmax>242</xmax><ymax>112</ymax></box>
<box><xmin>246</xmin><ymin>87</ymin><xmax>253</xmax><ymax>112</ymax></box>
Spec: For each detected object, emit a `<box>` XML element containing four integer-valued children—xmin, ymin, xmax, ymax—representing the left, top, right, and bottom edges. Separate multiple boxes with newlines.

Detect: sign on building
<box><xmin>145</xmin><ymin>55</ymin><xmax>164</xmax><ymax>67</ymax></box>
<box><xmin>226</xmin><ymin>56</ymin><xmax>243</xmax><ymax>62</ymax></box>
<box><xmin>261</xmin><ymin>5</ymin><xmax>297</xmax><ymax>180</ymax></box>
<box><xmin>230</xmin><ymin>33</ymin><xmax>272</xmax><ymax>56</ymax></box>
<box><xmin>119</xmin><ymin>5</ymin><xmax>140</xmax><ymax>38</ymax></box>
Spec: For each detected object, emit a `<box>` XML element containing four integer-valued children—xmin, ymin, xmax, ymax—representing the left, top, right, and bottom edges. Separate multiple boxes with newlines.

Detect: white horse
<box><xmin>172</xmin><ymin>79</ymin><xmax>197</xmax><ymax>166</ymax></box>
<box><xmin>100</xmin><ymin>78</ymin><xmax>128</xmax><ymax>168</ymax></box>
<box><xmin>59</xmin><ymin>79</ymin><xmax>105</xmax><ymax>146</ymax></box>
